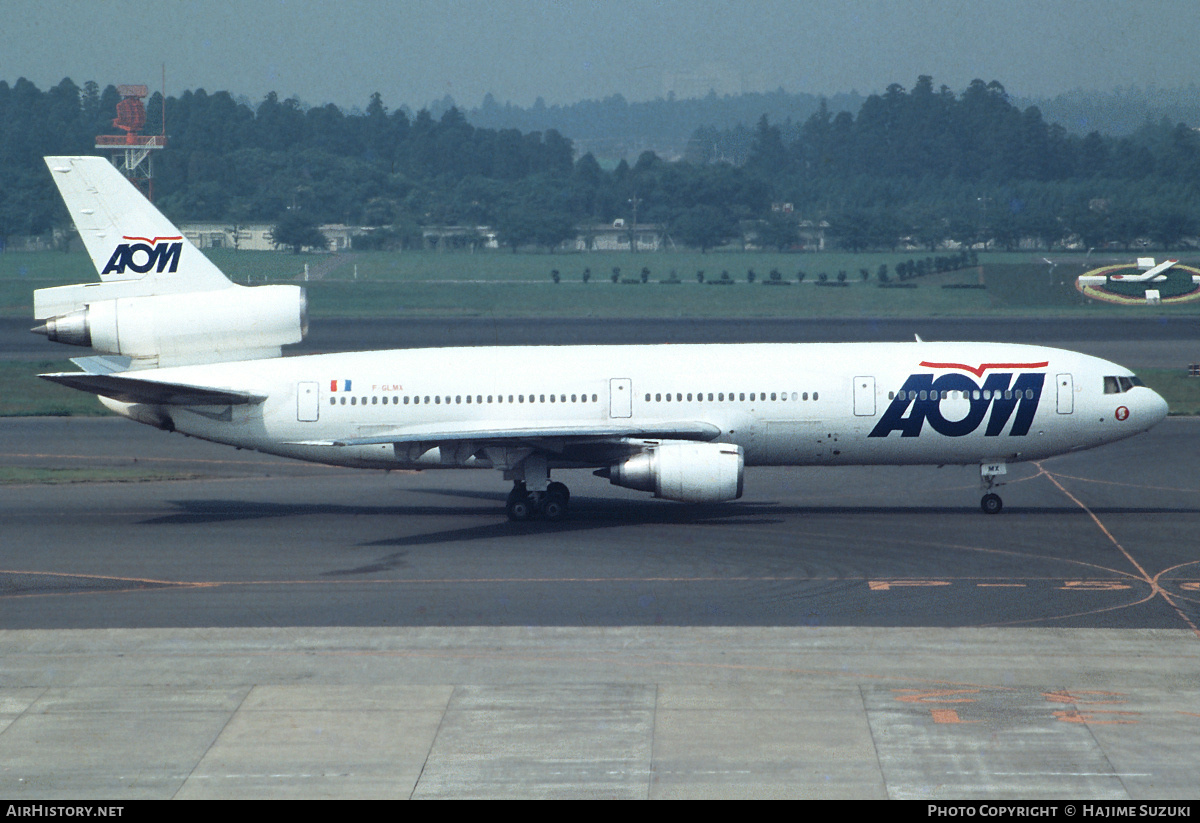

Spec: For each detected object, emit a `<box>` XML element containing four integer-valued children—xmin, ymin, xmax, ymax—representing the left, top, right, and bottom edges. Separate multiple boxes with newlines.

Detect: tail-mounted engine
<box><xmin>33</xmin><ymin>284</ymin><xmax>306</xmax><ymax>368</ymax></box>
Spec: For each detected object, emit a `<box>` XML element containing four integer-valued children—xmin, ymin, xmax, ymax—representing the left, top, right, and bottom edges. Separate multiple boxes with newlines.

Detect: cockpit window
<box><xmin>1104</xmin><ymin>375</ymin><xmax>1144</xmax><ymax>394</ymax></box>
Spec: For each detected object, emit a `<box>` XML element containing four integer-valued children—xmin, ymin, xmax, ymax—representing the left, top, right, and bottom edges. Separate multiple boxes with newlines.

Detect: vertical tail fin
<box><xmin>34</xmin><ymin>156</ymin><xmax>306</xmax><ymax>368</ymax></box>
<box><xmin>45</xmin><ymin>156</ymin><xmax>231</xmax><ymax>292</ymax></box>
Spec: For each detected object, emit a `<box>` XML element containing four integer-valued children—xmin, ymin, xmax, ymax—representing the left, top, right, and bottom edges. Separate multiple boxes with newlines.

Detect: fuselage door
<box><xmin>609</xmin><ymin>378</ymin><xmax>632</xmax><ymax>418</ymax></box>
<box><xmin>853</xmin><ymin>376</ymin><xmax>876</xmax><ymax>416</ymax></box>
<box><xmin>297</xmin><ymin>381</ymin><xmax>319</xmax><ymax>422</ymax></box>
<box><xmin>1056</xmin><ymin>373</ymin><xmax>1074</xmax><ymax>414</ymax></box>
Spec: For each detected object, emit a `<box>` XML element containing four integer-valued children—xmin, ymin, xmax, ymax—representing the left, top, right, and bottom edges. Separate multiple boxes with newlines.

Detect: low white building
<box><xmin>573</xmin><ymin>223</ymin><xmax>664</xmax><ymax>252</ymax></box>
<box><xmin>179</xmin><ymin>223</ymin><xmax>363</xmax><ymax>252</ymax></box>
<box><xmin>179</xmin><ymin>223</ymin><xmax>274</xmax><ymax>251</ymax></box>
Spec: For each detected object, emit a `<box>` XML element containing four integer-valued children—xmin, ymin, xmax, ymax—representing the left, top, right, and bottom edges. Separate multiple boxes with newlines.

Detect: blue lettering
<box><xmin>983</xmin><ymin>373</ymin><xmax>1044</xmax><ymax>436</ymax></box>
<box><xmin>871</xmin><ymin>374</ymin><xmax>934</xmax><ymax>437</ymax></box>
<box><xmin>101</xmin><ymin>247</ymin><xmax>125</xmax><ymax>275</ymax></box>
<box><xmin>869</xmin><ymin>372</ymin><xmax>1045</xmax><ymax>438</ymax></box>
<box><xmin>100</xmin><ymin>242</ymin><xmax>183</xmax><ymax>275</ymax></box>
<box><xmin>152</xmin><ymin>241</ymin><xmax>182</xmax><ymax>272</ymax></box>
<box><xmin>123</xmin><ymin>243</ymin><xmax>156</xmax><ymax>273</ymax></box>
<box><xmin>925</xmin><ymin>373</ymin><xmax>988</xmax><ymax>436</ymax></box>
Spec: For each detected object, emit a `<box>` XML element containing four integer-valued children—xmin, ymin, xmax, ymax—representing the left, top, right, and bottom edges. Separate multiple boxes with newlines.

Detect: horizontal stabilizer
<box><xmin>69</xmin><ymin>355</ymin><xmax>133</xmax><ymax>375</ymax></box>
<box><xmin>39</xmin><ymin>371</ymin><xmax>266</xmax><ymax>406</ymax></box>
<box><xmin>290</xmin><ymin>420</ymin><xmax>722</xmax><ymax>447</ymax></box>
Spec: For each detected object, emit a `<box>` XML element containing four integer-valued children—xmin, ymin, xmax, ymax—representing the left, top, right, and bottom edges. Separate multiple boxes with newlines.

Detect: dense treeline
<box><xmin>3</xmin><ymin>75</ymin><xmax>1200</xmax><ymax>252</ymax></box>
<box><xmin>732</xmin><ymin>77</ymin><xmax>1200</xmax><ymax>251</ymax></box>
<box><xmin>461</xmin><ymin>84</ymin><xmax>1200</xmax><ymax>159</ymax></box>
<box><xmin>467</xmin><ymin>87</ymin><xmax>864</xmax><ymax>160</ymax></box>
<box><xmin>732</xmin><ymin>77</ymin><xmax>1200</xmax><ymax>182</ymax></box>
<box><xmin>0</xmin><ymin>77</ymin><xmax>766</xmax><ymax>249</ymax></box>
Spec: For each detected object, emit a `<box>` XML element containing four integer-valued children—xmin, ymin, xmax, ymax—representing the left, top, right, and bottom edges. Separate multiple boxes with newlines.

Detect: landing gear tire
<box><xmin>506</xmin><ymin>494</ymin><xmax>537</xmax><ymax>522</ymax></box>
<box><xmin>539</xmin><ymin>492</ymin><xmax>568</xmax><ymax>522</ymax></box>
<box><xmin>546</xmin><ymin>481</ymin><xmax>570</xmax><ymax>504</ymax></box>
<box><xmin>980</xmin><ymin>493</ymin><xmax>1003</xmax><ymax>515</ymax></box>
<box><xmin>506</xmin><ymin>481</ymin><xmax>571</xmax><ymax>522</ymax></box>
<box><xmin>506</xmin><ymin>483</ymin><xmax>537</xmax><ymax>522</ymax></box>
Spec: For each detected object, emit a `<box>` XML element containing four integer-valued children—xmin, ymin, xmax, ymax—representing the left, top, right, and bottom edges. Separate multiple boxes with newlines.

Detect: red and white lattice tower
<box><xmin>95</xmin><ymin>85</ymin><xmax>166</xmax><ymax>200</ymax></box>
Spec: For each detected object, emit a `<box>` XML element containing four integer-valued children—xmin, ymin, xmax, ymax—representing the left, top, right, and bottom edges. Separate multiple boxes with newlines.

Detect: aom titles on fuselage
<box><xmin>32</xmin><ymin>157</ymin><xmax>1168</xmax><ymax>520</ymax></box>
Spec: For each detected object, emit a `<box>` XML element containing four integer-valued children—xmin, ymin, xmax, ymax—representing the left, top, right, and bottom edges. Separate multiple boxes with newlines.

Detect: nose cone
<box><xmin>1145</xmin><ymin>387</ymin><xmax>1169</xmax><ymax>428</ymax></box>
<box><xmin>1126</xmin><ymin>385</ymin><xmax>1170</xmax><ymax>432</ymax></box>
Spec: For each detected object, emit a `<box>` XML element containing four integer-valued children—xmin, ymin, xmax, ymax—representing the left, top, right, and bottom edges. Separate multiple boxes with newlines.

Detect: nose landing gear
<box><xmin>980</xmin><ymin>461</ymin><xmax>1007</xmax><ymax>515</ymax></box>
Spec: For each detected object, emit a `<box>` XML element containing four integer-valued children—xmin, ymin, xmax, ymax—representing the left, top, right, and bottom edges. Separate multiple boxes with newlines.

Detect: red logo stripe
<box><xmin>919</xmin><ymin>360</ymin><xmax>1049</xmax><ymax>377</ymax></box>
<box><xmin>121</xmin><ymin>235</ymin><xmax>183</xmax><ymax>244</ymax></box>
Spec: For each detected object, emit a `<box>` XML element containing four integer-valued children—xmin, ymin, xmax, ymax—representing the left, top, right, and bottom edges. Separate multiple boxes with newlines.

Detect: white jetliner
<box><xmin>1116</xmin><ymin>258</ymin><xmax>1176</xmax><ymax>282</ymax></box>
<box><xmin>33</xmin><ymin>157</ymin><xmax>1169</xmax><ymax>519</ymax></box>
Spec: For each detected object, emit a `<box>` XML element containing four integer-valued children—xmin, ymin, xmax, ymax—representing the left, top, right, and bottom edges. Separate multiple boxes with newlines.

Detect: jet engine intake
<box><xmin>600</xmin><ymin>441</ymin><xmax>744</xmax><ymax>503</ymax></box>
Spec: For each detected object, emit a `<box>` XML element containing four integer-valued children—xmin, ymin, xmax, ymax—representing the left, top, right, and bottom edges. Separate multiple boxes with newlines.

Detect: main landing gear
<box><xmin>506</xmin><ymin>480</ymin><xmax>571</xmax><ymax>522</ymax></box>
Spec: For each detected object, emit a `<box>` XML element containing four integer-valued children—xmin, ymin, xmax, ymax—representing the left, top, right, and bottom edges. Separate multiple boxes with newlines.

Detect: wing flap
<box><xmin>40</xmin><ymin>371</ymin><xmax>266</xmax><ymax>406</ymax></box>
<box><xmin>289</xmin><ymin>420</ymin><xmax>721</xmax><ymax>447</ymax></box>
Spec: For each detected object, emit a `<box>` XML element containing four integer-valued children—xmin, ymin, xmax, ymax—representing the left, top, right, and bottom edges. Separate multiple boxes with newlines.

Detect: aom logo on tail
<box><xmin>869</xmin><ymin>361</ymin><xmax>1047</xmax><ymax>438</ymax></box>
<box><xmin>101</xmin><ymin>235</ymin><xmax>183</xmax><ymax>275</ymax></box>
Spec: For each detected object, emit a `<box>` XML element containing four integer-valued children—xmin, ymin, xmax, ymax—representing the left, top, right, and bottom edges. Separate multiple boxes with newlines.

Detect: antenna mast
<box><xmin>95</xmin><ymin>84</ymin><xmax>167</xmax><ymax>200</ymax></box>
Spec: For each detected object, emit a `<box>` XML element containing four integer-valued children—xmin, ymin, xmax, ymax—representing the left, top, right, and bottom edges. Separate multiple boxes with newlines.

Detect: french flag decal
<box><xmin>330</xmin><ymin>379</ymin><xmax>352</xmax><ymax>392</ymax></box>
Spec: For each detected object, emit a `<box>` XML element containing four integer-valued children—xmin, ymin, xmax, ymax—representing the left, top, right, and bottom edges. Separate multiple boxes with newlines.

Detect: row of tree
<box><xmin>743</xmin><ymin>77</ymin><xmax>1200</xmax><ymax>183</ymax></box>
<box><xmin>3</xmin><ymin>76</ymin><xmax>1200</xmax><ymax>252</ymax></box>
<box><xmin>548</xmin><ymin>258</ymin><xmax>979</xmax><ymax>285</ymax></box>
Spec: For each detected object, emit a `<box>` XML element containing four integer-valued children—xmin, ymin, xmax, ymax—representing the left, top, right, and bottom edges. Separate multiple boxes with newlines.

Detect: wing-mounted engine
<box><xmin>598</xmin><ymin>441</ymin><xmax>744</xmax><ymax>503</ymax></box>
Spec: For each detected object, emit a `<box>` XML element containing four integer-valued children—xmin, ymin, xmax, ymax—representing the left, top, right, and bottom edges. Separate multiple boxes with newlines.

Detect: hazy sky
<box><xmin>5</xmin><ymin>0</ymin><xmax>1199</xmax><ymax>110</ymax></box>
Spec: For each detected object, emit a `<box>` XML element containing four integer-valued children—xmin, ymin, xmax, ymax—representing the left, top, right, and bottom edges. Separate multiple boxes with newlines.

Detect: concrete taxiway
<box><xmin>2</xmin><ymin>315</ymin><xmax>1198</xmax><ymax>798</ymax></box>
<box><xmin>1</xmin><ymin>413</ymin><xmax>1198</xmax><ymax>798</ymax></box>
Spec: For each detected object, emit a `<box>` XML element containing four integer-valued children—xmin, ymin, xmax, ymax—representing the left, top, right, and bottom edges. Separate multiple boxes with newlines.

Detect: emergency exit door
<box><xmin>609</xmin><ymin>378</ymin><xmax>632</xmax><ymax>418</ymax></box>
<box><xmin>297</xmin><ymin>381</ymin><xmax>319</xmax><ymax>422</ymax></box>
<box><xmin>1056</xmin><ymin>373</ymin><xmax>1074</xmax><ymax>414</ymax></box>
<box><xmin>853</xmin><ymin>376</ymin><xmax>876</xmax><ymax>416</ymax></box>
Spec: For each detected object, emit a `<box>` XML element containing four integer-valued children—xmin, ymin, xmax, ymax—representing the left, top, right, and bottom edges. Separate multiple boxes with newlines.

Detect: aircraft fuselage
<box><xmin>105</xmin><ymin>341</ymin><xmax>1167</xmax><ymax>472</ymax></box>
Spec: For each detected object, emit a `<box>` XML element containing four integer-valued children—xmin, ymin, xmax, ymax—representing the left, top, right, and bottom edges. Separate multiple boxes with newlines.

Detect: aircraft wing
<box><xmin>290</xmin><ymin>420</ymin><xmax>722</xmax><ymax>447</ymax></box>
<box><xmin>39</xmin><ymin>371</ymin><xmax>267</xmax><ymax>406</ymax></box>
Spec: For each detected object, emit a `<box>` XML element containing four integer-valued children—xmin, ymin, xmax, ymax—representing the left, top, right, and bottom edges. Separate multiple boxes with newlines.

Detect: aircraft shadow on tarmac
<box><xmin>143</xmin><ymin>493</ymin><xmax>1200</xmax><ymax>560</ymax></box>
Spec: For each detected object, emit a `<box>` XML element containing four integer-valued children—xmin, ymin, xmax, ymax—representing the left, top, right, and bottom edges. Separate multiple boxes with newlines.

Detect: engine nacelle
<box><xmin>603</xmin><ymin>441</ymin><xmax>744</xmax><ymax>503</ymax></box>
<box><xmin>35</xmin><ymin>284</ymin><xmax>306</xmax><ymax>366</ymax></box>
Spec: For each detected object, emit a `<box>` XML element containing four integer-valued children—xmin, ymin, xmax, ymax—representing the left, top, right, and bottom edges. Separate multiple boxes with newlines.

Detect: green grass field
<box><xmin>4</xmin><ymin>248</ymin><xmax>1199</xmax><ymax>417</ymax></box>
<box><xmin>5</xmin><ymin>248</ymin><xmax>1200</xmax><ymax>319</ymax></box>
<box><xmin>0</xmin><ymin>360</ymin><xmax>110</xmax><ymax>416</ymax></box>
